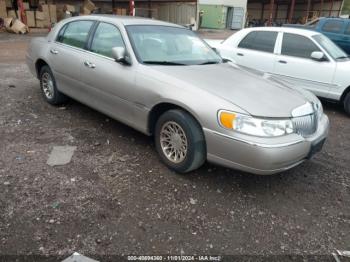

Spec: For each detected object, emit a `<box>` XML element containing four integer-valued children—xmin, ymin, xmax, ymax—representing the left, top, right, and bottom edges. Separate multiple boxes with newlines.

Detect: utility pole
<box><xmin>268</xmin><ymin>0</ymin><xmax>274</xmax><ymax>25</ymax></box>
<box><xmin>129</xmin><ymin>0</ymin><xmax>135</xmax><ymax>16</ymax></box>
<box><xmin>288</xmin><ymin>0</ymin><xmax>296</xmax><ymax>23</ymax></box>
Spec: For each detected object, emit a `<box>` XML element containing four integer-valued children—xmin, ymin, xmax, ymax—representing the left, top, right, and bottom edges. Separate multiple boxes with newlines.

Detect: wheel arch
<box><xmin>147</xmin><ymin>102</ymin><xmax>203</xmax><ymax>136</ymax></box>
<box><xmin>340</xmin><ymin>85</ymin><xmax>350</xmax><ymax>103</ymax></box>
<box><xmin>35</xmin><ymin>58</ymin><xmax>49</xmax><ymax>78</ymax></box>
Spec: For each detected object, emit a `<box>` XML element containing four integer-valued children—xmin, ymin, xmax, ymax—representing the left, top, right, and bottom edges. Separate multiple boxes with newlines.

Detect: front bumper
<box><xmin>204</xmin><ymin>114</ymin><xmax>329</xmax><ymax>175</ymax></box>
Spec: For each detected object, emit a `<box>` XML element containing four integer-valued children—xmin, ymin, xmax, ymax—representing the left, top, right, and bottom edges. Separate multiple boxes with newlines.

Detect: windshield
<box><xmin>126</xmin><ymin>25</ymin><xmax>222</xmax><ymax>65</ymax></box>
<box><xmin>312</xmin><ymin>34</ymin><xmax>348</xmax><ymax>60</ymax></box>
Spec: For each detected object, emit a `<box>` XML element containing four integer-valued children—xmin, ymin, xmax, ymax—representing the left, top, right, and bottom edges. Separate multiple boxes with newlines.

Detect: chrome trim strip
<box><xmin>272</xmin><ymin>73</ymin><xmax>339</xmax><ymax>88</ymax></box>
<box><xmin>203</xmin><ymin>128</ymin><xmax>304</xmax><ymax>148</ymax></box>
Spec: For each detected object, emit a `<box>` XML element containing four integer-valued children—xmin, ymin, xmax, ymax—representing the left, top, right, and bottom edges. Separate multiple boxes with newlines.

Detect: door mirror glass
<box><xmin>311</xmin><ymin>51</ymin><xmax>326</xmax><ymax>61</ymax></box>
<box><xmin>112</xmin><ymin>47</ymin><xmax>130</xmax><ymax>65</ymax></box>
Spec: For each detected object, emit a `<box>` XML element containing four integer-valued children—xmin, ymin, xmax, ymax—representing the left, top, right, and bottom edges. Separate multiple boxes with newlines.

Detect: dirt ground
<box><xmin>0</xmin><ymin>32</ymin><xmax>350</xmax><ymax>261</ymax></box>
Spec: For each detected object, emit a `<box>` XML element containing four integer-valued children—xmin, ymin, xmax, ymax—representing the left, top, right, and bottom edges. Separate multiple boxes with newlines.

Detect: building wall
<box><xmin>342</xmin><ymin>0</ymin><xmax>350</xmax><ymax>15</ymax></box>
<box><xmin>247</xmin><ymin>0</ymin><xmax>343</xmax><ymax>24</ymax></box>
<box><xmin>157</xmin><ymin>2</ymin><xmax>196</xmax><ymax>25</ymax></box>
<box><xmin>313</xmin><ymin>1</ymin><xmax>343</xmax><ymax>16</ymax></box>
<box><xmin>199</xmin><ymin>0</ymin><xmax>246</xmax><ymax>7</ymax></box>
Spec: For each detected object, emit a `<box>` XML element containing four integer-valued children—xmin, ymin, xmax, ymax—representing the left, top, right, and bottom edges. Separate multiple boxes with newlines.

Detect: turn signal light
<box><xmin>219</xmin><ymin>111</ymin><xmax>236</xmax><ymax>129</ymax></box>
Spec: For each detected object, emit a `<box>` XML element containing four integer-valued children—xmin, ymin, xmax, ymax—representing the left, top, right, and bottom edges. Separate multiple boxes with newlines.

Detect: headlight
<box><xmin>218</xmin><ymin>111</ymin><xmax>294</xmax><ymax>137</ymax></box>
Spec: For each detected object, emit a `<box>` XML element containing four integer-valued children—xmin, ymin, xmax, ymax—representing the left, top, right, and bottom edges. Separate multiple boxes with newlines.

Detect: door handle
<box><xmin>50</xmin><ymin>49</ymin><xmax>58</xmax><ymax>54</ymax></box>
<box><xmin>237</xmin><ymin>53</ymin><xmax>244</xmax><ymax>56</ymax></box>
<box><xmin>84</xmin><ymin>61</ymin><xmax>96</xmax><ymax>69</ymax></box>
<box><xmin>278</xmin><ymin>60</ymin><xmax>287</xmax><ymax>64</ymax></box>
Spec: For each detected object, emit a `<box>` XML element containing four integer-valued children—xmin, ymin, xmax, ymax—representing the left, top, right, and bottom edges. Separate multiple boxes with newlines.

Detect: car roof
<box><xmin>47</xmin><ymin>15</ymin><xmax>185</xmax><ymax>42</ymax></box>
<box><xmin>320</xmin><ymin>17</ymin><xmax>350</xmax><ymax>21</ymax></box>
<box><xmin>68</xmin><ymin>14</ymin><xmax>184</xmax><ymax>28</ymax></box>
<box><xmin>242</xmin><ymin>26</ymin><xmax>321</xmax><ymax>37</ymax></box>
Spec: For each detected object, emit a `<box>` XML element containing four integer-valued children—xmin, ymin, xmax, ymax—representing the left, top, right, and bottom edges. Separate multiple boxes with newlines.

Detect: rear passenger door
<box><xmin>273</xmin><ymin>33</ymin><xmax>335</xmax><ymax>98</ymax></box>
<box><xmin>49</xmin><ymin>20</ymin><xmax>95</xmax><ymax>98</ymax></box>
<box><xmin>234</xmin><ymin>30</ymin><xmax>278</xmax><ymax>73</ymax></box>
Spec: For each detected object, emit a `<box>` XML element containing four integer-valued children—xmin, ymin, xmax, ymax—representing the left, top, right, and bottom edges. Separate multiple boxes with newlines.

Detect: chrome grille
<box><xmin>292</xmin><ymin>113</ymin><xmax>318</xmax><ymax>137</ymax></box>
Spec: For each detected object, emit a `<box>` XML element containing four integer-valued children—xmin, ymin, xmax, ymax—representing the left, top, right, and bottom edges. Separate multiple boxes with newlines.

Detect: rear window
<box><xmin>58</xmin><ymin>20</ymin><xmax>94</xmax><ymax>49</ymax></box>
<box><xmin>322</xmin><ymin>20</ymin><xmax>344</xmax><ymax>33</ymax></box>
<box><xmin>238</xmin><ymin>31</ymin><xmax>278</xmax><ymax>53</ymax></box>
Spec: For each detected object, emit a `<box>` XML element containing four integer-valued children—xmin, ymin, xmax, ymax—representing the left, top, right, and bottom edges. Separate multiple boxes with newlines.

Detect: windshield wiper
<box><xmin>143</xmin><ymin>61</ymin><xmax>187</xmax><ymax>65</ymax></box>
<box><xmin>336</xmin><ymin>56</ymin><xmax>349</xmax><ymax>59</ymax></box>
<box><xmin>198</xmin><ymin>61</ymin><xmax>221</xmax><ymax>65</ymax></box>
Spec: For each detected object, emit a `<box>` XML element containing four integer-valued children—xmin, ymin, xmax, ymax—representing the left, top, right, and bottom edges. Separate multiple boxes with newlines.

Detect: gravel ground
<box><xmin>0</xmin><ymin>32</ymin><xmax>349</xmax><ymax>261</ymax></box>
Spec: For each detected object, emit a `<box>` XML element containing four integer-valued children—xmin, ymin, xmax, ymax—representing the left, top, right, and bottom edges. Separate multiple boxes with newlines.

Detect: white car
<box><xmin>211</xmin><ymin>27</ymin><xmax>350</xmax><ymax>115</ymax></box>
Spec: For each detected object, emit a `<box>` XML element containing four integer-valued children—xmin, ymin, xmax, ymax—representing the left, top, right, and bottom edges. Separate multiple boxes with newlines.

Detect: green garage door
<box><xmin>199</xmin><ymin>5</ymin><xmax>227</xmax><ymax>29</ymax></box>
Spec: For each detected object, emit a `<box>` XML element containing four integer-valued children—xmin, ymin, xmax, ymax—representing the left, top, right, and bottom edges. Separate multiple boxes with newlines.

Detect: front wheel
<box><xmin>155</xmin><ymin>109</ymin><xmax>206</xmax><ymax>173</ymax></box>
<box><xmin>344</xmin><ymin>92</ymin><xmax>350</xmax><ymax>116</ymax></box>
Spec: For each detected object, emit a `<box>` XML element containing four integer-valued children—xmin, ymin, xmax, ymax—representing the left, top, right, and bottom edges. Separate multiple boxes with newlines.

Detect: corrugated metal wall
<box><xmin>157</xmin><ymin>2</ymin><xmax>196</xmax><ymax>25</ymax></box>
<box><xmin>247</xmin><ymin>1</ymin><xmax>344</xmax><ymax>24</ymax></box>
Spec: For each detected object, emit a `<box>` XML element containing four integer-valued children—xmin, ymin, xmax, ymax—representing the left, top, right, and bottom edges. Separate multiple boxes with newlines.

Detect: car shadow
<box><xmin>320</xmin><ymin>98</ymin><xmax>348</xmax><ymax>118</ymax></box>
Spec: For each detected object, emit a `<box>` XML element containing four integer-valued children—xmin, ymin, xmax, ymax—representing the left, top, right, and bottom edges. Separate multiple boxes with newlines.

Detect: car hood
<box><xmin>148</xmin><ymin>62</ymin><xmax>310</xmax><ymax>118</ymax></box>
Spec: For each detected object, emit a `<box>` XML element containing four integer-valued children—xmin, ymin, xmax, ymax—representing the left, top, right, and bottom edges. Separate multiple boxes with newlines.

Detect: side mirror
<box><xmin>311</xmin><ymin>51</ymin><xmax>326</xmax><ymax>61</ymax></box>
<box><xmin>112</xmin><ymin>47</ymin><xmax>131</xmax><ymax>65</ymax></box>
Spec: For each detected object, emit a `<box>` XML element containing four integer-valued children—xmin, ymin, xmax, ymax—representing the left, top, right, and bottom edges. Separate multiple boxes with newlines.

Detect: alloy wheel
<box><xmin>160</xmin><ymin>121</ymin><xmax>188</xmax><ymax>163</ymax></box>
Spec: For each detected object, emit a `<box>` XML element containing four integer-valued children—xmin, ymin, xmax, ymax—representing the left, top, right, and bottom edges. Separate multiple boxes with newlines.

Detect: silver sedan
<box><xmin>26</xmin><ymin>15</ymin><xmax>329</xmax><ymax>175</ymax></box>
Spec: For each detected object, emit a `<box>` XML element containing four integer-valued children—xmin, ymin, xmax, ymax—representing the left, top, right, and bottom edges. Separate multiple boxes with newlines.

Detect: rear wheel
<box><xmin>39</xmin><ymin>65</ymin><xmax>68</xmax><ymax>105</ymax></box>
<box><xmin>155</xmin><ymin>109</ymin><xmax>206</xmax><ymax>173</ymax></box>
<box><xmin>344</xmin><ymin>92</ymin><xmax>350</xmax><ymax>116</ymax></box>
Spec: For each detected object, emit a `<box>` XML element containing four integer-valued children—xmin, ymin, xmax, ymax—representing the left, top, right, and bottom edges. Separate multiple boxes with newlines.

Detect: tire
<box><xmin>344</xmin><ymin>92</ymin><xmax>350</xmax><ymax>116</ymax></box>
<box><xmin>155</xmin><ymin>109</ymin><xmax>206</xmax><ymax>173</ymax></box>
<box><xmin>39</xmin><ymin>65</ymin><xmax>68</xmax><ymax>105</ymax></box>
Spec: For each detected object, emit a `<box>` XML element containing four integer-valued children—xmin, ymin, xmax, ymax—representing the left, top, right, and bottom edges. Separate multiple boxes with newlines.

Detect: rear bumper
<box><xmin>204</xmin><ymin>114</ymin><xmax>329</xmax><ymax>175</ymax></box>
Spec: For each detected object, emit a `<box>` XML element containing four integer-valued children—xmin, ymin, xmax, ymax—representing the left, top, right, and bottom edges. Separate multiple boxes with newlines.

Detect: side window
<box><xmin>345</xmin><ymin>24</ymin><xmax>350</xmax><ymax>35</ymax></box>
<box><xmin>56</xmin><ymin>24</ymin><xmax>67</xmax><ymax>42</ymax></box>
<box><xmin>322</xmin><ymin>20</ymin><xmax>344</xmax><ymax>33</ymax></box>
<box><xmin>238</xmin><ymin>31</ymin><xmax>278</xmax><ymax>53</ymax></box>
<box><xmin>59</xmin><ymin>20</ymin><xmax>94</xmax><ymax>49</ymax></box>
<box><xmin>238</xmin><ymin>31</ymin><xmax>257</xmax><ymax>49</ymax></box>
<box><xmin>90</xmin><ymin>23</ymin><xmax>125</xmax><ymax>58</ymax></box>
<box><xmin>281</xmin><ymin>33</ymin><xmax>320</xmax><ymax>59</ymax></box>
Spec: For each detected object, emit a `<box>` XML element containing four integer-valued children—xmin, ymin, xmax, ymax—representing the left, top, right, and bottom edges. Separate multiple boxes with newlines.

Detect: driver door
<box><xmin>79</xmin><ymin>22</ymin><xmax>137</xmax><ymax>127</ymax></box>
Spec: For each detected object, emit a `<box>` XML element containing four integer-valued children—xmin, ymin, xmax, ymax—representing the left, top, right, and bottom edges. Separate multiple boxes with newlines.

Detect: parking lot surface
<box><xmin>0</xmin><ymin>32</ymin><xmax>350</xmax><ymax>259</ymax></box>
